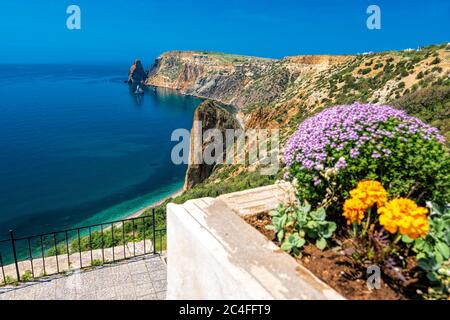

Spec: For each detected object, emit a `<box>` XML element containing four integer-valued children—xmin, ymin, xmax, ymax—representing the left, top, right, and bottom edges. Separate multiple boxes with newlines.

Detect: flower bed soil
<box><xmin>244</xmin><ymin>213</ymin><xmax>424</xmax><ymax>300</ymax></box>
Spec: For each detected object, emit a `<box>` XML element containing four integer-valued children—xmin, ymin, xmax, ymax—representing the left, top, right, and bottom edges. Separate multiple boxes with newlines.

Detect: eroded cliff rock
<box><xmin>144</xmin><ymin>51</ymin><xmax>355</xmax><ymax>113</ymax></box>
<box><xmin>144</xmin><ymin>46</ymin><xmax>450</xmax><ymax>135</ymax></box>
<box><xmin>184</xmin><ymin>100</ymin><xmax>241</xmax><ymax>190</ymax></box>
<box><xmin>146</xmin><ymin>51</ymin><xmax>282</xmax><ymax>108</ymax></box>
<box><xmin>127</xmin><ymin>59</ymin><xmax>147</xmax><ymax>83</ymax></box>
<box><xmin>138</xmin><ymin>46</ymin><xmax>450</xmax><ymax>190</ymax></box>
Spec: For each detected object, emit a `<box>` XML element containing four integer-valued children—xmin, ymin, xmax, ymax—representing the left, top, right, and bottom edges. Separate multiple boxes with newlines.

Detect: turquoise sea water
<box><xmin>0</xmin><ymin>64</ymin><xmax>201</xmax><ymax>239</ymax></box>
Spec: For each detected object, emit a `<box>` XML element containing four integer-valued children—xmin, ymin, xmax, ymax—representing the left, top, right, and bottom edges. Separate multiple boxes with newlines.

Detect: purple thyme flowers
<box><xmin>283</xmin><ymin>103</ymin><xmax>444</xmax><ymax>172</ymax></box>
<box><xmin>335</xmin><ymin>157</ymin><xmax>347</xmax><ymax>170</ymax></box>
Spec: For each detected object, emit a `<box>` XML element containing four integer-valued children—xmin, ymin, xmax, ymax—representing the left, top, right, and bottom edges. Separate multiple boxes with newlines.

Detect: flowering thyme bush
<box><xmin>283</xmin><ymin>103</ymin><xmax>449</xmax><ymax>209</ymax></box>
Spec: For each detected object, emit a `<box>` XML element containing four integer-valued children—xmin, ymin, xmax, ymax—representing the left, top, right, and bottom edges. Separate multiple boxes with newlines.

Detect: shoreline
<box><xmin>124</xmin><ymin>187</ymin><xmax>184</xmax><ymax>220</ymax></box>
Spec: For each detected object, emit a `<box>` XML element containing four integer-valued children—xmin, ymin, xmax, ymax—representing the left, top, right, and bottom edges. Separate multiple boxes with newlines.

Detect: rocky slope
<box><xmin>145</xmin><ymin>44</ymin><xmax>450</xmax><ymax>138</ymax></box>
<box><xmin>146</xmin><ymin>51</ymin><xmax>279</xmax><ymax>108</ymax></box>
<box><xmin>138</xmin><ymin>43</ymin><xmax>449</xmax><ymax>189</ymax></box>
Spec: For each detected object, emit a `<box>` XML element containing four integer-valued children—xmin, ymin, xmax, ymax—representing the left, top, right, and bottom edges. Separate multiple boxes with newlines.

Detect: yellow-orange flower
<box><xmin>378</xmin><ymin>198</ymin><xmax>429</xmax><ymax>239</ymax></box>
<box><xmin>349</xmin><ymin>180</ymin><xmax>388</xmax><ymax>209</ymax></box>
<box><xmin>343</xmin><ymin>198</ymin><xmax>365</xmax><ymax>224</ymax></box>
<box><xmin>342</xmin><ymin>180</ymin><xmax>388</xmax><ymax>224</ymax></box>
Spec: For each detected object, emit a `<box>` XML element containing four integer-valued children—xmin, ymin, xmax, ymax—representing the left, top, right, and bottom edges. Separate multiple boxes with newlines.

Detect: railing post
<box><xmin>0</xmin><ymin>253</ymin><xmax>7</xmax><ymax>284</ymax></box>
<box><xmin>152</xmin><ymin>208</ymin><xmax>156</xmax><ymax>254</ymax></box>
<box><xmin>9</xmin><ymin>230</ymin><xmax>20</xmax><ymax>281</ymax></box>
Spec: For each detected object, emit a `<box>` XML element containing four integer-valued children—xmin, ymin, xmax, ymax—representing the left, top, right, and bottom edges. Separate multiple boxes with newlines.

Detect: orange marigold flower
<box><xmin>349</xmin><ymin>180</ymin><xmax>388</xmax><ymax>209</ymax></box>
<box><xmin>342</xmin><ymin>180</ymin><xmax>388</xmax><ymax>224</ymax></box>
<box><xmin>378</xmin><ymin>198</ymin><xmax>429</xmax><ymax>239</ymax></box>
<box><xmin>343</xmin><ymin>198</ymin><xmax>366</xmax><ymax>224</ymax></box>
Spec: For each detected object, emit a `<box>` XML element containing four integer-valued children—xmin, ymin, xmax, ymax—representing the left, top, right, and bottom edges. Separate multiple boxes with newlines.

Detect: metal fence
<box><xmin>0</xmin><ymin>208</ymin><xmax>165</xmax><ymax>284</ymax></box>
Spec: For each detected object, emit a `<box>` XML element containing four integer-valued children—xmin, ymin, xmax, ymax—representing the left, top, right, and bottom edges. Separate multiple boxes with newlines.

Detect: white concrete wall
<box><xmin>167</xmin><ymin>184</ymin><xmax>344</xmax><ymax>300</ymax></box>
<box><xmin>167</xmin><ymin>199</ymin><xmax>274</xmax><ymax>299</ymax></box>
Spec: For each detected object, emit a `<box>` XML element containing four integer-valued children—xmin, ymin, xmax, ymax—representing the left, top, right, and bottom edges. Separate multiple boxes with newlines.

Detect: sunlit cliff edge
<box><xmin>131</xmin><ymin>43</ymin><xmax>450</xmax><ymax>191</ymax></box>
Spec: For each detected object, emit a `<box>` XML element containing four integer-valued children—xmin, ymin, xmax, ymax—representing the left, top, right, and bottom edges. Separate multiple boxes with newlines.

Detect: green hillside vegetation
<box><xmin>392</xmin><ymin>86</ymin><xmax>450</xmax><ymax>144</ymax></box>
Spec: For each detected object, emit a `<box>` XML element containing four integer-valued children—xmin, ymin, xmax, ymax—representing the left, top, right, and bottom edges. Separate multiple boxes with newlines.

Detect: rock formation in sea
<box><xmin>127</xmin><ymin>59</ymin><xmax>147</xmax><ymax>83</ymax></box>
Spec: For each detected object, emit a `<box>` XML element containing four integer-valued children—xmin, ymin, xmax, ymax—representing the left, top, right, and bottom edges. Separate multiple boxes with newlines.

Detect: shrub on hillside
<box><xmin>283</xmin><ymin>103</ymin><xmax>449</xmax><ymax>210</ymax></box>
<box><xmin>391</xmin><ymin>86</ymin><xmax>450</xmax><ymax>143</ymax></box>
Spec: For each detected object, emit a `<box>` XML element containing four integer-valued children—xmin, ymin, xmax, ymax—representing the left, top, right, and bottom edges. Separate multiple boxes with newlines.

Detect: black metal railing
<box><xmin>0</xmin><ymin>208</ymin><xmax>166</xmax><ymax>285</ymax></box>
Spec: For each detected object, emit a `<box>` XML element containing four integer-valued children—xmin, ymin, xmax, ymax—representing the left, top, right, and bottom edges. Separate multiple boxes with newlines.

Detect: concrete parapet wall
<box><xmin>167</xmin><ymin>183</ymin><xmax>344</xmax><ymax>300</ymax></box>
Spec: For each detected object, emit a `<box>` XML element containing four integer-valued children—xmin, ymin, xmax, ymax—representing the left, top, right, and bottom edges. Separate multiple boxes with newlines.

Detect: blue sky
<box><xmin>0</xmin><ymin>0</ymin><xmax>449</xmax><ymax>64</ymax></box>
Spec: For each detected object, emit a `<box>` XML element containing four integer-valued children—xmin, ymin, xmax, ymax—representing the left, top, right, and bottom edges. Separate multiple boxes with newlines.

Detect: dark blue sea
<box><xmin>0</xmin><ymin>64</ymin><xmax>200</xmax><ymax>239</ymax></box>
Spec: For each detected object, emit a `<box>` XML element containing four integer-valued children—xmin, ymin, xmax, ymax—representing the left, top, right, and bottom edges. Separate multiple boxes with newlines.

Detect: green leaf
<box><xmin>296</xmin><ymin>212</ymin><xmax>306</xmax><ymax>223</ymax></box>
<box><xmin>306</xmin><ymin>229</ymin><xmax>318</xmax><ymax>239</ymax></box>
<box><xmin>285</xmin><ymin>220</ymin><xmax>295</xmax><ymax>228</ymax></box>
<box><xmin>429</xmin><ymin>202</ymin><xmax>443</xmax><ymax>217</ymax></box>
<box><xmin>316</xmin><ymin>238</ymin><xmax>327</xmax><ymax>250</ymax></box>
<box><xmin>418</xmin><ymin>259</ymin><xmax>432</xmax><ymax>271</ymax></box>
<box><xmin>268</xmin><ymin>210</ymin><xmax>279</xmax><ymax>217</ymax></box>
<box><xmin>272</xmin><ymin>217</ymin><xmax>280</xmax><ymax>226</ymax></box>
<box><xmin>426</xmin><ymin>272</ymin><xmax>439</xmax><ymax>283</ymax></box>
<box><xmin>302</xmin><ymin>204</ymin><xmax>311</xmax><ymax>213</ymax></box>
<box><xmin>444</xmin><ymin>233</ymin><xmax>450</xmax><ymax>243</ymax></box>
<box><xmin>277</xmin><ymin>230</ymin><xmax>284</xmax><ymax>243</ymax></box>
<box><xmin>321</xmin><ymin>222</ymin><xmax>337</xmax><ymax>238</ymax></box>
<box><xmin>280</xmin><ymin>241</ymin><xmax>293</xmax><ymax>252</ymax></box>
<box><xmin>312</xmin><ymin>208</ymin><xmax>326</xmax><ymax>221</ymax></box>
<box><xmin>279</xmin><ymin>215</ymin><xmax>287</xmax><ymax>227</ymax></box>
<box><xmin>306</xmin><ymin>221</ymin><xmax>318</xmax><ymax>229</ymax></box>
<box><xmin>401</xmin><ymin>235</ymin><xmax>414</xmax><ymax>244</ymax></box>
<box><xmin>292</xmin><ymin>247</ymin><xmax>301</xmax><ymax>257</ymax></box>
<box><xmin>423</xmin><ymin>242</ymin><xmax>433</xmax><ymax>253</ymax></box>
<box><xmin>435</xmin><ymin>242</ymin><xmax>450</xmax><ymax>259</ymax></box>
<box><xmin>414</xmin><ymin>238</ymin><xmax>426</xmax><ymax>251</ymax></box>
<box><xmin>296</xmin><ymin>238</ymin><xmax>306</xmax><ymax>248</ymax></box>
<box><xmin>416</xmin><ymin>252</ymin><xmax>427</xmax><ymax>261</ymax></box>
<box><xmin>434</xmin><ymin>250</ymin><xmax>444</xmax><ymax>265</ymax></box>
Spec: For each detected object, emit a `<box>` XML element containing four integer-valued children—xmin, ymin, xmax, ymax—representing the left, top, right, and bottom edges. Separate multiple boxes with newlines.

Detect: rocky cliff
<box><xmin>146</xmin><ymin>51</ymin><xmax>279</xmax><ymax>109</ymax></box>
<box><xmin>145</xmin><ymin>45</ymin><xmax>450</xmax><ymax>135</ymax></box>
<box><xmin>184</xmin><ymin>100</ymin><xmax>241</xmax><ymax>189</ymax></box>
<box><xmin>136</xmin><ymin>44</ymin><xmax>450</xmax><ymax>189</ymax></box>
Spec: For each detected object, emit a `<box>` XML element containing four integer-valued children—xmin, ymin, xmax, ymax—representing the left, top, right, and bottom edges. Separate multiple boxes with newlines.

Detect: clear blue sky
<box><xmin>0</xmin><ymin>0</ymin><xmax>449</xmax><ymax>64</ymax></box>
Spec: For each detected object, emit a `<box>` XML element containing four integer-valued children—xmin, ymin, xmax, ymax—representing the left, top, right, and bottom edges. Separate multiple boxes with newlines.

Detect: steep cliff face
<box><xmin>184</xmin><ymin>100</ymin><xmax>241</xmax><ymax>189</ymax></box>
<box><xmin>145</xmin><ymin>51</ymin><xmax>350</xmax><ymax>111</ymax></box>
<box><xmin>146</xmin><ymin>51</ymin><xmax>279</xmax><ymax>108</ymax></box>
<box><xmin>128</xmin><ymin>59</ymin><xmax>147</xmax><ymax>83</ymax></box>
<box><xmin>145</xmin><ymin>45</ymin><xmax>450</xmax><ymax>135</ymax></box>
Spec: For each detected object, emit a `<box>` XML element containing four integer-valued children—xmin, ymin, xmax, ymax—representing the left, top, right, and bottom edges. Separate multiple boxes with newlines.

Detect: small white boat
<box><xmin>134</xmin><ymin>85</ymin><xmax>144</xmax><ymax>95</ymax></box>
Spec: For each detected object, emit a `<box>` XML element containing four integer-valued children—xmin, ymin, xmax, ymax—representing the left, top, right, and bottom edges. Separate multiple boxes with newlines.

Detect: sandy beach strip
<box><xmin>124</xmin><ymin>187</ymin><xmax>184</xmax><ymax>219</ymax></box>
